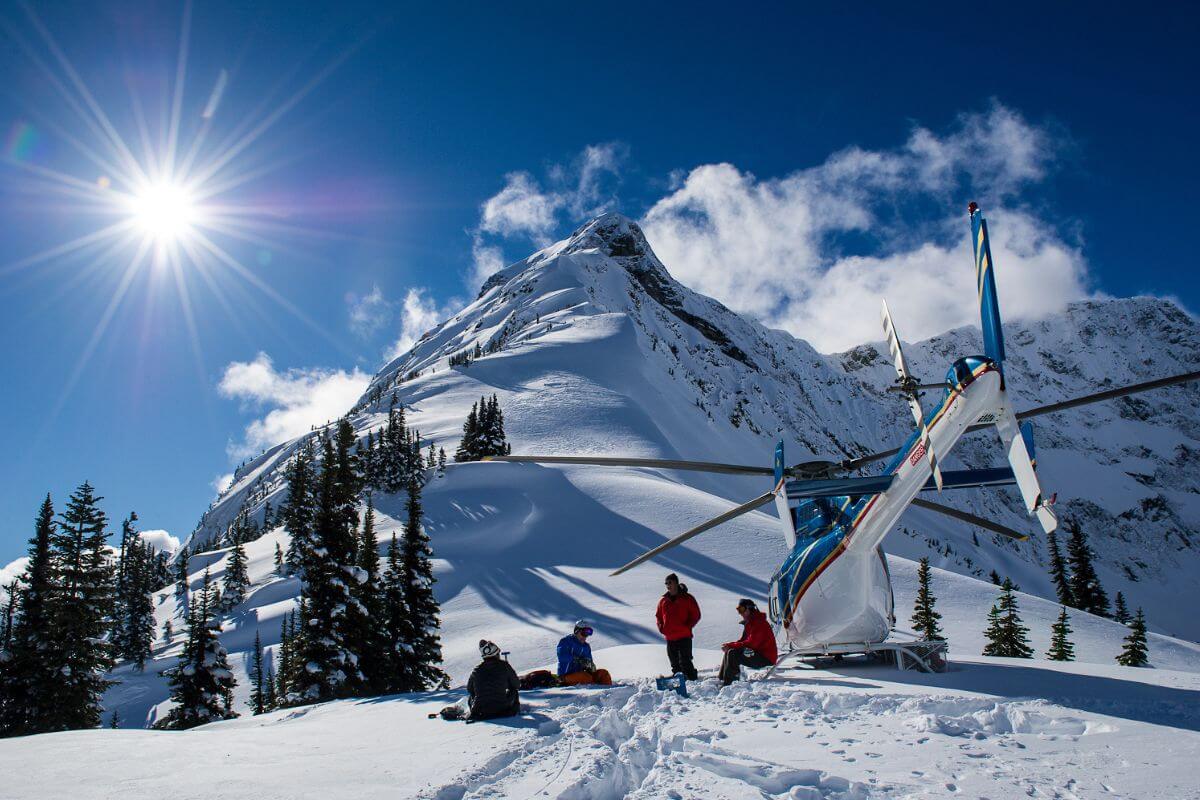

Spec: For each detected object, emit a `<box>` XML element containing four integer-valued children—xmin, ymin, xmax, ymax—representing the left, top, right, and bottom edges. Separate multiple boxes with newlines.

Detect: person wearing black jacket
<box><xmin>467</xmin><ymin>640</ymin><xmax>521</xmax><ymax>720</ymax></box>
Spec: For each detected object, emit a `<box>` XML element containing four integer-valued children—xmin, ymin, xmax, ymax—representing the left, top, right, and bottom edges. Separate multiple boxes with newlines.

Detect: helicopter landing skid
<box><xmin>763</xmin><ymin>639</ymin><xmax>949</xmax><ymax>678</ymax></box>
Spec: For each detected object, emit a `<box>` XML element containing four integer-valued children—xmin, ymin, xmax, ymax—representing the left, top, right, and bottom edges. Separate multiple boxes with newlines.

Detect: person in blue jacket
<box><xmin>556</xmin><ymin>620</ymin><xmax>612</xmax><ymax>685</ymax></box>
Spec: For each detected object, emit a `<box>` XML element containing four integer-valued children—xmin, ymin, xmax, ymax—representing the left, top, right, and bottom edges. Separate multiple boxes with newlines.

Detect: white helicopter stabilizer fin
<box><xmin>996</xmin><ymin>415</ymin><xmax>1057</xmax><ymax>533</ymax></box>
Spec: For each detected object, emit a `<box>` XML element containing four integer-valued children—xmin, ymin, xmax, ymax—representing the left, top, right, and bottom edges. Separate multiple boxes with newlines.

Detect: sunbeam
<box><xmin>1</xmin><ymin>1</ymin><xmax>371</xmax><ymax>428</ymax></box>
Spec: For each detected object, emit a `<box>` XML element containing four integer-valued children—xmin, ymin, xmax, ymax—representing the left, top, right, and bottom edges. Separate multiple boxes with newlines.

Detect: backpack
<box><xmin>519</xmin><ymin>669</ymin><xmax>560</xmax><ymax>690</ymax></box>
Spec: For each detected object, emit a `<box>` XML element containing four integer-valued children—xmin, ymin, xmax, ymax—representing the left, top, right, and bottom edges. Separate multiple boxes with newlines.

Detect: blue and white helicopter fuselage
<box><xmin>769</xmin><ymin>357</ymin><xmax>1020</xmax><ymax>650</ymax></box>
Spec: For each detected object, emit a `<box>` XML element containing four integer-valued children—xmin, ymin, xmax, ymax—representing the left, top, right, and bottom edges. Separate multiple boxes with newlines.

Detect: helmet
<box><xmin>573</xmin><ymin>620</ymin><xmax>594</xmax><ymax>636</ymax></box>
<box><xmin>479</xmin><ymin>639</ymin><xmax>501</xmax><ymax>659</ymax></box>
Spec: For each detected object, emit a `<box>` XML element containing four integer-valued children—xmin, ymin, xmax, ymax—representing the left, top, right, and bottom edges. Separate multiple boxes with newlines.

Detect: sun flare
<box><xmin>127</xmin><ymin>182</ymin><xmax>200</xmax><ymax>243</ymax></box>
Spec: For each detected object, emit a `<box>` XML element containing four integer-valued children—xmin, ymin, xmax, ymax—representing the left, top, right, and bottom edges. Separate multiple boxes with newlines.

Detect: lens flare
<box><xmin>128</xmin><ymin>182</ymin><xmax>199</xmax><ymax>242</ymax></box>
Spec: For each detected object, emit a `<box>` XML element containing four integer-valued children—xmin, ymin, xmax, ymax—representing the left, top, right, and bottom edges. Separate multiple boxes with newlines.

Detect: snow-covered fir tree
<box><xmin>1114</xmin><ymin>591</ymin><xmax>1131</xmax><ymax>625</ymax></box>
<box><xmin>274</xmin><ymin>542</ymin><xmax>285</xmax><ymax>575</ymax></box>
<box><xmin>174</xmin><ymin>547</ymin><xmax>190</xmax><ymax>610</ymax></box>
<box><xmin>282</xmin><ymin>441</ymin><xmax>318</xmax><ymax>577</ymax></box>
<box><xmin>221</xmin><ymin>527</ymin><xmax>251</xmax><ymax>611</ymax></box>
<box><xmin>50</xmin><ymin>482</ymin><xmax>117</xmax><ymax>731</ymax></box>
<box><xmin>401</xmin><ymin>474</ymin><xmax>448</xmax><ymax>690</ymax></box>
<box><xmin>1065</xmin><ymin>518</ymin><xmax>1108</xmax><ymax>617</ymax></box>
<box><xmin>1117</xmin><ymin>608</ymin><xmax>1150</xmax><ymax>667</ymax></box>
<box><xmin>1045</xmin><ymin>528</ymin><xmax>1072</xmax><ymax>607</ymax></box>
<box><xmin>910</xmin><ymin>557</ymin><xmax>943</xmax><ymax>641</ymax></box>
<box><xmin>982</xmin><ymin>578</ymin><xmax>1033</xmax><ymax>659</ymax></box>
<box><xmin>350</xmin><ymin>496</ymin><xmax>384</xmax><ymax>693</ymax></box>
<box><xmin>249</xmin><ymin>630</ymin><xmax>269</xmax><ymax>715</ymax></box>
<box><xmin>454</xmin><ymin>402</ymin><xmax>481</xmax><ymax>463</ymax></box>
<box><xmin>379</xmin><ymin>532</ymin><xmax>417</xmax><ymax>693</ymax></box>
<box><xmin>1046</xmin><ymin>607</ymin><xmax>1075</xmax><ymax>661</ymax></box>
<box><xmin>113</xmin><ymin>513</ymin><xmax>155</xmax><ymax>670</ymax></box>
<box><xmin>437</xmin><ymin>447</ymin><xmax>446</xmax><ymax>476</ymax></box>
<box><xmin>0</xmin><ymin>495</ymin><xmax>59</xmax><ymax>737</ymax></box>
<box><xmin>154</xmin><ymin>569</ymin><xmax>237</xmax><ymax>729</ymax></box>
<box><xmin>289</xmin><ymin>420</ymin><xmax>366</xmax><ymax>703</ymax></box>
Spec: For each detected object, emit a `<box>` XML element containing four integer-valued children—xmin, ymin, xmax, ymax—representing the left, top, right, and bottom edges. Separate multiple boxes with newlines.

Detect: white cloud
<box><xmin>138</xmin><ymin>529</ymin><xmax>180</xmax><ymax>555</ymax></box>
<box><xmin>479</xmin><ymin>172</ymin><xmax>563</xmax><ymax>243</ymax></box>
<box><xmin>641</xmin><ymin>104</ymin><xmax>1087</xmax><ymax>351</ymax></box>
<box><xmin>218</xmin><ymin>352</ymin><xmax>371</xmax><ymax>459</ymax></box>
<box><xmin>0</xmin><ymin>556</ymin><xmax>29</xmax><ymax>604</ymax></box>
<box><xmin>347</xmin><ymin>285</ymin><xmax>392</xmax><ymax>338</ymax></box>
<box><xmin>471</xmin><ymin>143</ymin><xmax>626</xmax><ymax>287</ymax></box>
<box><xmin>212</xmin><ymin>473</ymin><xmax>235</xmax><ymax>496</ymax></box>
<box><xmin>387</xmin><ymin>287</ymin><xmax>461</xmax><ymax>360</ymax></box>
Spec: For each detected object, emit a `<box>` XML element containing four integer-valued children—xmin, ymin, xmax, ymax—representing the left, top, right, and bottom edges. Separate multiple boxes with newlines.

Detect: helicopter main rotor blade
<box><xmin>1013</xmin><ymin>370</ymin><xmax>1200</xmax><ymax>422</ymax></box>
<box><xmin>610</xmin><ymin>491</ymin><xmax>778</xmax><ymax>576</ymax></box>
<box><xmin>910</xmin><ymin>497</ymin><xmax>1028</xmax><ymax>541</ymax></box>
<box><xmin>807</xmin><ymin>370</ymin><xmax>1200</xmax><ymax>476</ymax></box>
<box><xmin>480</xmin><ymin>454</ymin><xmax>775</xmax><ymax>476</ymax></box>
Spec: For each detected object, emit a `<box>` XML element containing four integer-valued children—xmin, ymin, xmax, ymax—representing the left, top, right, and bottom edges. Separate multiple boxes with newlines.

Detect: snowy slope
<box><xmin>10</xmin><ymin>639</ymin><xmax>1200</xmax><ymax>799</ymax></box>
<box><xmin>7</xmin><ymin>212</ymin><xmax>1200</xmax><ymax>798</ymax></box>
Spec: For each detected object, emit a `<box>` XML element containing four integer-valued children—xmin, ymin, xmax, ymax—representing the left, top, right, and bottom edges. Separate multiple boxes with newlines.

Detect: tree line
<box><xmin>910</xmin><ymin>515</ymin><xmax>1150</xmax><ymax>667</ymax></box>
<box><xmin>0</xmin><ymin>486</ymin><xmax>170</xmax><ymax>736</ymax></box>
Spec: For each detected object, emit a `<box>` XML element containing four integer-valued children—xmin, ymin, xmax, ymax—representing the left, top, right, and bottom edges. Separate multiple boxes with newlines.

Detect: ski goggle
<box><xmin>577</xmin><ymin>627</ymin><xmax>594</xmax><ymax>637</ymax></box>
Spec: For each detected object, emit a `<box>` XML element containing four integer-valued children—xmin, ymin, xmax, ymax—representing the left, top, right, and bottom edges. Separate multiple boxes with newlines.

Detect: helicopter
<box><xmin>486</xmin><ymin>203</ymin><xmax>1199</xmax><ymax>654</ymax></box>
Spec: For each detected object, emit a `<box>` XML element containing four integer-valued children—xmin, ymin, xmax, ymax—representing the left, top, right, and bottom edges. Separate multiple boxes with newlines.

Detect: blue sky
<box><xmin>1</xmin><ymin>1</ymin><xmax>1197</xmax><ymax>565</ymax></box>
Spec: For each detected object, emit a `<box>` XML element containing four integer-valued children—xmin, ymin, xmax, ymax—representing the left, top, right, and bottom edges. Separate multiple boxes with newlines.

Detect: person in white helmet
<box><xmin>556</xmin><ymin>620</ymin><xmax>612</xmax><ymax>686</ymax></box>
<box><xmin>467</xmin><ymin>639</ymin><xmax>521</xmax><ymax>720</ymax></box>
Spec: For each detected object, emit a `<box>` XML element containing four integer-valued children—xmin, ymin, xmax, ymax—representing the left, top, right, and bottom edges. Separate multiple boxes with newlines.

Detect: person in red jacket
<box><xmin>718</xmin><ymin>598</ymin><xmax>778</xmax><ymax>685</ymax></box>
<box><xmin>656</xmin><ymin>573</ymin><xmax>701</xmax><ymax>680</ymax></box>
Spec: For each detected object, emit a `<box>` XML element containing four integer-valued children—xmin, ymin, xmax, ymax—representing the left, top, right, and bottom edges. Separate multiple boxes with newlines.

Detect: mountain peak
<box><xmin>562</xmin><ymin>212</ymin><xmax>649</xmax><ymax>259</ymax></box>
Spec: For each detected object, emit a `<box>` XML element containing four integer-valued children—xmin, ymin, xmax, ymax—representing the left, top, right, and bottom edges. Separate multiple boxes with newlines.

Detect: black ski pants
<box><xmin>719</xmin><ymin>647</ymin><xmax>773</xmax><ymax>685</ymax></box>
<box><xmin>666</xmin><ymin>637</ymin><xmax>699</xmax><ymax>680</ymax></box>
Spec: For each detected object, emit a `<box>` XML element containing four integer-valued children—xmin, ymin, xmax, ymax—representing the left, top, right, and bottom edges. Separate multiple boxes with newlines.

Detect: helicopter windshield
<box><xmin>944</xmin><ymin>356</ymin><xmax>993</xmax><ymax>397</ymax></box>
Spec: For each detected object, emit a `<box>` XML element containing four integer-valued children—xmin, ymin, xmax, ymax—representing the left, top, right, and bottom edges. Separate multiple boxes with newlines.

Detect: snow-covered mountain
<box><xmin>191</xmin><ymin>212</ymin><xmax>1200</xmax><ymax>639</ymax></box>
<box><xmin>43</xmin><ymin>211</ymin><xmax>1195</xmax><ymax>797</ymax></box>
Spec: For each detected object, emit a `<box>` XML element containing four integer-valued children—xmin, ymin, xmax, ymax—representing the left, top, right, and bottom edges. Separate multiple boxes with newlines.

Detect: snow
<box><xmin>5</xmin><ymin>645</ymin><xmax>1199</xmax><ymax>799</ymax></box>
<box><xmin>5</xmin><ymin>215</ymin><xmax>1200</xmax><ymax>797</ymax></box>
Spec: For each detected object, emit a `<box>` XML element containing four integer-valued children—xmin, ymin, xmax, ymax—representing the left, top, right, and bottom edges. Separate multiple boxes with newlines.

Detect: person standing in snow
<box><xmin>718</xmin><ymin>599</ymin><xmax>778</xmax><ymax>685</ymax></box>
<box><xmin>556</xmin><ymin>620</ymin><xmax>612</xmax><ymax>685</ymax></box>
<box><xmin>656</xmin><ymin>573</ymin><xmax>701</xmax><ymax>680</ymax></box>
<box><xmin>466</xmin><ymin>640</ymin><xmax>521</xmax><ymax>720</ymax></box>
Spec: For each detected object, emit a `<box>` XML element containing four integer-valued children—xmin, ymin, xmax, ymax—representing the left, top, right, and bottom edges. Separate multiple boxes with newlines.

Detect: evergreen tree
<box><xmin>221</xmin><ymin>531</ymin><xmax>250</xmax><ymax>611</ymax></box>
<box><xmin>276</xmin><ymin>613</ymin><xmax>292</xmax><ymax>701</ymax></box>
<box><xmin>283</xmin><ymin>442</ymin><xmax>318</xmax><ymax>577</ymax></box>
<box><xmin>910</xmin><ymin>557</ymin><xmax>943</xmax><ymax>641</ymax></box>
<box><xmin>427</xmin><ymin>443</ymin><xmax>437</xmax><ymax>470</ymax></box>
<box><xmin>113</xmin><ymin>513</ymin><xmax>155</xmax><ymax>670</ymax></box>
<box><xmin>437</xmin><ymin>448</ymin><xmax>446</xmax><ymax>477</ymax></box>
<box><xmin>981</xmin><ymin>578</ymin><xmax>1033</xmax><ymax>659</ymax></box>
<box><xmin>0</xmin><ymin>582</ymin><xmax>16</xmax><ymax>649</ymax></box>
<box><xmin>161</xmin><ymin>619</ymin><xmax>173</xmax><ymax>643</ymax></box>
<box><xmin>264</xmin><ymin>664</ymin><xmax>277</xmax><ymax>710</ymax></box>
<box><xmin>989</xmin><ymin>570</ymin><xmax>1002</xmax><ymax>586</ymax></box>
<box><xmin>1045</xmin><ymin>528</ymin><xmax>1072</xmax><ymax>607</ymax></box>
<box><xmin>262</xmin><ymin>501</ymin><xmax>274</xmax><ymax>530</ymax></box>
<box><xmin>50</xmin><ymin>482</ymin><xmax>117</xmax><ymax>731</ymax></box>
<box><xmin>1113</xmin><ymin>592</ymin><xmax>1131</xmax><ymax>625</ymax></box>
<box><xmin>174</xmin><ymin>548</ymin><xmax>190</xmax><ymax>610</ymax></box>
<box><xmin>1046</xmin><ymin>607</ymin><xmax>1075</xmax><ymax>661</ymax></box>
<box><xmin>290</xmin><ymin>421</ymin><xmax>366</xmax><ymax>703</ymax></box>
<box><xmin>1065</xmin><ymin>519</ymin><xmax>1108</xmax><ymax>616</ymax></box>
<box><xmin>379</xmin><ymin>532</ymin><xmax>416</xmax><ymax>693</ymax></box>
<box><xmin>347</xmin><ymin>497</ymin><xmax>383</xmax><ymax>692</ymax></box>
<box><xmin>401</xmin><ymin>475</ymin><xmax>448</xmax><ymax>689</ymax></box>
<box><xmin>249</xmin><ymin>630</ymin><xmax>268</xmax><ymax>715</ymax></box>
<box><xmin>274</xmin><ymin>542</ymin><xmax>285</xmax><ymax>575</ymax></box>
<box><xmin>454</xmin><ymin>402</ymin><xmax>480</xmax><ymax>463</ymax></box>
<box><xmin>1116</xmin><ymin>608</ymin><xmax>1150</xmax><ymax>667</ymax></box>
<box><xmin>154</xmin><ymin>569</ymin><xmax>238</xmax><ymax>729</ymax></box>
<box><xmin>0</xmin><ymin>495</ymin><xmax>60</xmax><ymax>737</ymax></box>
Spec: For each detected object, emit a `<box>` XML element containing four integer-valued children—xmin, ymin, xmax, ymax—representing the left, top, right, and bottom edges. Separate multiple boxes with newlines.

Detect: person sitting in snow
<box><xmin>556</xmin><ymin>620</ymin><xmax>612</xmax><ymax>685</ymax></box>
<box><xmin>718</xmin><ymin>598</ymin><xmax>778</xmax><ymax>685</ymax></box>
<box><xmin>656</xmin><ymin>573</ymin><xmax>701</xmax><ymax>680</ymax></box>
<box><xmin>467</xmin><ymin>640</ymin><xmax>521</xmax><ymax>720</ymax></box>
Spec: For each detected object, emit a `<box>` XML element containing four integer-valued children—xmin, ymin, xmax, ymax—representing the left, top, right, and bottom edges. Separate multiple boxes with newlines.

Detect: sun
<box><xmin>127</xmin><ymin>181</ymin><xmax>200</xmax><ymax>243</ymax></box>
